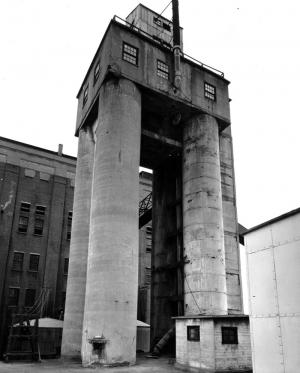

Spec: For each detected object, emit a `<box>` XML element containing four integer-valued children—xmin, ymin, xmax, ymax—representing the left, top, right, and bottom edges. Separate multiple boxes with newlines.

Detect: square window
<box><xmin>163</xmin><ymin>22</ymin><xmax>171</xmax><ymax>32</ymax></box>
<box><xmin>83</xmin><ymin>84</ymin><xmax>89</xmax><ymax>107</ymax></box>
<box><xmin>8</xmin><ymin>287</ymin><xmax>19</xmax><ymax>307</ymax></box>
<box><xmin>12</xmin><ymin>252</ymin><xmax>24</xmax><ymax>271</ymax></box>
<box><xmin>64</xmin><ymin>258</ymin><xmax>69</xmax><ymax>275</ymax></box>
<box><xmin>34</xmin><ymin>218</ymin><xmax>44</xmax><ymax>235</ymax></box>
<box><xmin>157</xmin><ymin>60</ymin><xmax>169</xmax><ymax>80</ymax></box>
<box><xmin>18</xmin><ymin>216</ymin><xmax>29</xmax><ymax>233</ymax></box>
<box><xmin>24</xmin><ymin>289</ymin><xmax>36</xmax><ymax>308</ymax></box>
<box><xmin>35</xmin><ymin>205</ymin><xmax>46</xmax><ymax>215</ymax></box>
<box><xmin>20</xmin><ymin>202</ymin><xmax>30</xmax><ymax>213</ymax></box>
<box><xmin>122</xmin><ymin>42</ymin><xmax>138</xmax><ymax>66</ymax></box>
<box><xmin>204</xmin><ymin>82</ymin><xmax>216</xmax><ymax>101</ymax></box>
<box><xmin>187</xmin><ymin>326</ymin><xmax>200</xmax><ymax>341</ymax></box>
<box><xmin>94</xmin><ymin>61</ymin><xmax>100</xmax><ymax>84</ymax></box>
<box><xmin>153</xmin><ymin>17</ymin><xmax>162</xmax><ymax>27</ymax></box>
<box><xmin>221</xmin><ymin>327</ymin><xmax>238</xmax><ymax>344</ymax></box>
<box><xmin>29</xmin><ymin>254</ymin><xmax>40</xmax><ymax>272</ymax></box>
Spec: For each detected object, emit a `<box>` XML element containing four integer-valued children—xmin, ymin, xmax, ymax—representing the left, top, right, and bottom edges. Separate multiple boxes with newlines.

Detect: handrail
<box><xmin>113</xmin><ymin>15</ymin><xmax>224</xmax><ymax>77</ymax></box>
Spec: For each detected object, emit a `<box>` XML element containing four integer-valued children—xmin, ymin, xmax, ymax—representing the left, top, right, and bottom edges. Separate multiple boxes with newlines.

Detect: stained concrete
<box><xmin>0</xmin><ymin>355</ymin><xmax>176</xmax><ymax>373</ymax></box>
<box><xmin>81</xmin><ymin>79</ymin><xmax>141</xmax><ymax>366</ymax></box>
<box><xmin>62</xmin><ymin>127</ymin><xmax>95</xmax><ymax>358</ymax></box>
<box><xmin>182</xmin><ymin>113</ymin><xmax>227</xmax><ymax>315</ymax></box>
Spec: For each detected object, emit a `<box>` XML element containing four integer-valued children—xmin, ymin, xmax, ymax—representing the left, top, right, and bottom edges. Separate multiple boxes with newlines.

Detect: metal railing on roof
<box><xmin>113</xmin><ymin>15</ymin><xmax>224</xmax><ymax>77</ymax></box>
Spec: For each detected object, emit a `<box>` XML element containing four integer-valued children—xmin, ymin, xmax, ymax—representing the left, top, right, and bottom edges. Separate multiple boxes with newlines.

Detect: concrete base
<box><xmin>175</xmin><ymin>362</ymin><xmax>252</xmax><ymax>373</ymax></box>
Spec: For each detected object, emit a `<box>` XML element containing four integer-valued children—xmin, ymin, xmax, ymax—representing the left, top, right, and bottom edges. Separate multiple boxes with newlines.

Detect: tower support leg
<box><xmin>182</xmin><ymin>113</ymin><xmax>227</xmax><ymax>315</ymax></box>
<box><xmin>81</xmin><ymin>78</ymin><xmax>141</xmax><ymax>366</ymax></box>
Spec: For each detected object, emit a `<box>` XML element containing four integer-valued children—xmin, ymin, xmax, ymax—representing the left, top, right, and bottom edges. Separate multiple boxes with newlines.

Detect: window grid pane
<box><xmin>34</xmin><ymin>218</ymin><xmax>44</xmax><ymax>235</ymax></box>
<box><xmin>157</xmin><ymin>60</ymin><xmax>169</xmax><ymax>80</ymax></box>
<box><xmin>204</xmin><ymin>82</ymin><xmax>216</xmax><ymax>101</ymax></box>
<box><xmin>122</xmin><ymin>43</ymin><xmax>138</xmax><ymax>66</ymax></box>
<box><xmin>18</xmin><ymin>216</ymin><xmax>29</xmax><ymax>233</ymax></box>
<box><xmin>29</xmin><ymin>254</ymin><xmax>40</xmax><ymax>272</ymax></box>
<box><xmin>20</xmin><ymin>202</ymin><xmax>31</xmax><ymax>213</ymax></box>
<box><xmin>12</xmin><ymin>252</ymin><xmax>24</xmax><ymax>271</ymax></box>
<box><xmin>8</xmin><ymin>287</ymin><xmax>19</xmax><ymax>306</ymax></box>
<box><xmin>35</xmin><ymin>205</ymin><xmax>46</xmax><ymax>215</ymax></box>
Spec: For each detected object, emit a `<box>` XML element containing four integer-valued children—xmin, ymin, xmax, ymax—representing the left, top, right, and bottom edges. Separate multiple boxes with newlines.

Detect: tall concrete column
<box><xmin>182</xmin><ymin>113</ymin><xmax>227</xmax><ymax>315</ymax></box>
<box><xmin>62</xmin><ymin>126</ymin><xmax>95</xmax><ymax>358</ymax></box>
<box><xmin>81</xmin><ymin>78</ymin><xmax>141</xmax><ymax>367</ymax></box>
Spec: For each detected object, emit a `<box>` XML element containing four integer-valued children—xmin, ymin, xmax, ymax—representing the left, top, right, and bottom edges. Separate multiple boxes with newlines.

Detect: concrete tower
<box><xmin>62</xmin><ymin>3</ymin><xmax>244</xmax><ymax>369</ymax></box>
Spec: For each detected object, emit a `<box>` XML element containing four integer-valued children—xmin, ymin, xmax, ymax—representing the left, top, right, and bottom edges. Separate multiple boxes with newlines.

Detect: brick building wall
<box><xmin>0</xmin><ymin>137</ymin><xmax>76</xmax><ymax>353</ymax></box>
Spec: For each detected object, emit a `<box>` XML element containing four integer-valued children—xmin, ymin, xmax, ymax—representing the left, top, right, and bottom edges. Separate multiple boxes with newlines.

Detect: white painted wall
<box><xmin>245</xmin><ymin>212</ymin><xmax>300</xmax><ymax>373</ymax></box>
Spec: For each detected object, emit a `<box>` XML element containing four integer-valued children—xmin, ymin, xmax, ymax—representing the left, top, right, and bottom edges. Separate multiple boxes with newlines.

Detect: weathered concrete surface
<box><xmin>219</xmin><ymin>127</ymin><xmax>242</xmax><ymax>314</ymax></box>
<box><xmin>81</xmin><ymin>79</ymin><xmax>141</xmax><ymax>366</ymax></box>
<box><xmin>182</xmin><ymin>113</ymin><xmax>227</xmax><ymax>315</ymax></box>
<box><xmin>0</xmin><ymin>354</ymin><xmax>176</xmax><ymax>373</ymax></box>
<box><xmin>62</xmin><ymin>127</ymin><xmax>95</xmax><ymax>358</ymax></box>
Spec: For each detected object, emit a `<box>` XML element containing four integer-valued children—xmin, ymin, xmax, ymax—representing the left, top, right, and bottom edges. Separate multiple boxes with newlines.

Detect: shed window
<box><xmin>157</xmin><ymin>60</ymin><xmax>169</xmax><ymax>79</ymax></box>
<box><xmin>94</xmin><ymin>61</ymin><xmax>100</xmax><ymax>84</ymax></box>
<box><xmin>25</xmin><ymin>289</ymin><xmax>36</xmax><ymax>307</ymax></box>
<box><xmin>204</xmin><ymin>82</ymin><xmax>216</xmax><ymax>101</ymax></box>
<box><xmin>222</xmin><ymin>326</ymin><xmax>238</xmax><ymax>344</ymax></box>
<box><xmin>83</xmin><ymin>84</ymin><xmax>89</xmax><ymax>107</ymax></box>
<box><xmin>122</xmin><ymin>42</ymin><xmax>138</xmax><ymax>66</ymax></box>
<box><xmin>29</xmin><ymin>254</ymin><xmax>40</xmax><ymax>272</ymax></box>
<box><xmin>12</xmin><ymin>252</ymin><xmax>24</xmax><ymax>271</ymax></box>
<box><xmin>187</xmin><ymin>326</ymin><xmax>200</xmax><ymax>341</ymax></box>
<box><xmin>18</xmin><ymin>216</ymin><xmax>29</xmax><ymax>233</ymax></box>
<box><xmin>8</xmin><ymin>287</ymin><xmax>19</xmax><ymax>307</ymax></box>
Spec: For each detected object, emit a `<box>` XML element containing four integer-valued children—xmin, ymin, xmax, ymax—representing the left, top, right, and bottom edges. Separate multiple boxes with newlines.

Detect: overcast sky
<box><xmin>1</xmin><ymin>0</ymin><xmax>299</xmax><ymax>229</ymax></box>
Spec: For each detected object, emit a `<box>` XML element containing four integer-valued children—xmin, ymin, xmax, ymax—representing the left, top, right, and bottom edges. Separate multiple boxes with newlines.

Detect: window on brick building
<box><xmin>67</xmin><ymin>211</ymin><xmax>72</xmax><ymax>240</ymax></box>
<box><xmin>35</xmin><ymin>205</ymin><xmax>46</xmax><ymax>215</ymax></box>
<box><xmin>8</xmin><ymin>287</ymin><xmax>20</xmax><ymax>307</ymax></box>
<box><xmin>34</xmin><ymin>218</ymin><xmax>44</xmax><ymax>235</ymax></box>
<box><xmin>221</xmin><ymin>326</ymin><xmax>238</xmax><ymax>344</ymax></box>
<box><xmin>24</xmin><ymin>289</ymin><xmax>36</xmax><ymax>307</ymax></box>
<box><xmin>187</xmin><ymin>326</ymin><xmax>200</xmax><ymax>341</ymax></box>
<box><xmin>20</xmin><ymin>202</ymin><xmax>31</xmax><ymax>213</ymax></box>
<box><xmin>18</xmin><ymin>216</ymin><xmax>29</xmax><ymax>233</ymax></box>
<box><xmin>145</xmin><ymin>266</ymin><xmax>151</xmax><ymax>286</ymax></box>
<box><xmin>64</xmin><ymin>258</ymin><xmax>69</xmax><ymax>275</ymax></box>
<box><xmin>12</xmin><ymin>252</ymin><xmax>24</xmax><ymax>271</ymax></box>
<box><xmin>29</xmin><ymin>254</ymin><xmax>40</xmax><ymax>272</ymax></box>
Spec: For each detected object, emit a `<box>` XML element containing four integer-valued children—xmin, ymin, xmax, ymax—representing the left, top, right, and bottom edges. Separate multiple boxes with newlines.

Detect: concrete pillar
<box><xmin>62</xmin><ymin>126</ymin><xmax>95</xmax><ymax>358</ymax></box>
<box><xmin>182</xmin><ymin>113</ymin><xmax>227</xmax><ymax>315</ymax></box>
<box><xmin>81</xmin><ymin>78</ymin><xmax>141</xmax><ymax>366</ymax></box>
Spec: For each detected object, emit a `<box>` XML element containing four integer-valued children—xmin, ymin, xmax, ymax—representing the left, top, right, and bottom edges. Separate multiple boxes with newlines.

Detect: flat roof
<box><xmin>173</xmin><ymin>314</ymin><xmax>249</xmax><ymax>320</ymax></box>
<box><xmin>244</xmin><ymin>207</ymin><xmax>300</xmax><ymax>235</ymax></box>
<box><xmin>0</xmin><ymin>136</ymin><xmax>76</xmax><ymax>161</ymax></box>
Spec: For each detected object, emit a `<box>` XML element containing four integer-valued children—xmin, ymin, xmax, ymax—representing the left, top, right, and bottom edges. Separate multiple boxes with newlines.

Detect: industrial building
<box><xmin>0</xmin><ymin>136</ymin><xmax>76</xmax><ymax>354</ymax></box>
<box><xmin>244</xmin><ymin>208</ymin><xmax>300</xmax><ymax>373</ymax></box>
<box><xmin>62</xmin><ymin>3</ymin><xmax>251</xmax><ymax>371</ymax></box>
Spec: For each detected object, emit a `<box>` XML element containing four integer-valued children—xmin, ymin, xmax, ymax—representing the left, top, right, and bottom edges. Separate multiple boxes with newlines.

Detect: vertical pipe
<box><xmin>81</xmin><ymin>78</ymin><xmax>141</xmax><ymax>367</ymax></box>
<box><xmin>182</xmin><ymin>114</ymin><xmax>227</xmax><ymax>315</ymax></box>
<box><xmin>62</xmin><ymin>126</ymin><xmax>95</xmax><ymax>359</ymax></box>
